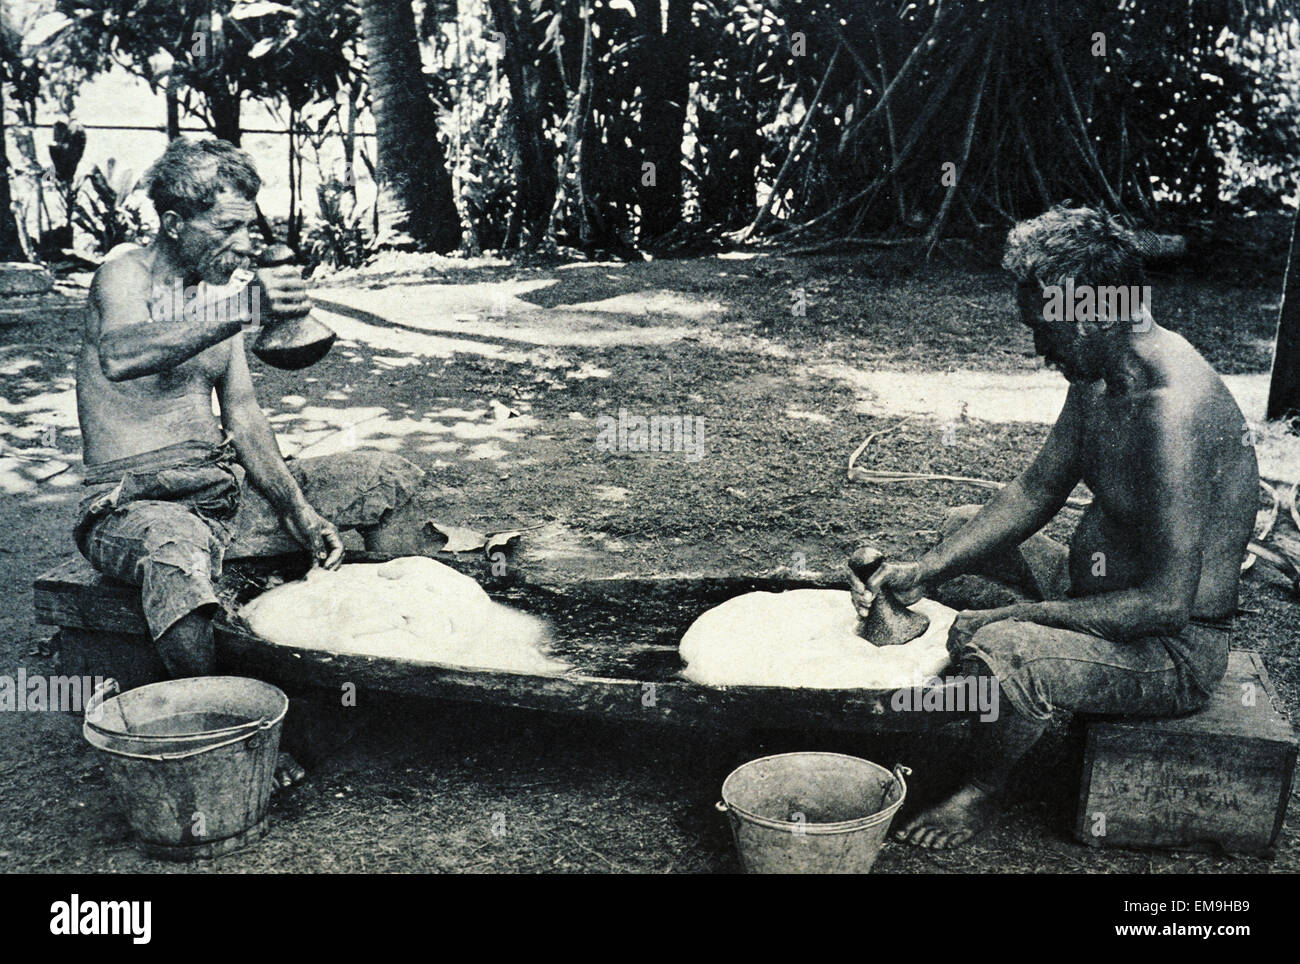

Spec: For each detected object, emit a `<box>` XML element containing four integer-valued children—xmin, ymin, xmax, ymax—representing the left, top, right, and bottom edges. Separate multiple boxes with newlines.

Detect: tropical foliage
<box><xmin>4</xmin><ymin>0</ymin><xmax>1299</xmax><ymax>263</ymax></box>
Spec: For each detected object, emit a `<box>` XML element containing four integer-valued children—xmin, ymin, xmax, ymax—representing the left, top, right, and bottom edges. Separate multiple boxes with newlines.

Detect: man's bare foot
<box><xmin>273</xmin><ymin>752</ymin><xmax>307</xmax><ymax>791</ymax></box>
<box><xmin>894</xmin><ymin>783</ymin><xmax>1000</xmax><ymax>849</ymax></box>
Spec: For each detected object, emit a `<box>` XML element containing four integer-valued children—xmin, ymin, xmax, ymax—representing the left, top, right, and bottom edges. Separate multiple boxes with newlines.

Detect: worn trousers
<box><xmin>937</xmin><ymin>504</ymin><xmax>1231</xmax><ymax>777</ymax></box>
<box><xmin>75</xmin><ymin>438</ymin><xmax>425</xmax><ymax>643</ymax></box>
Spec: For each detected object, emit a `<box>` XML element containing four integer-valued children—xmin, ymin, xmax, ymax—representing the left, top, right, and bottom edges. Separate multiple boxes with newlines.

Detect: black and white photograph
<box><xmin>0</xmin><ymin>0</ymin><xmax>1296</xmax><ymax>919</ymax></box>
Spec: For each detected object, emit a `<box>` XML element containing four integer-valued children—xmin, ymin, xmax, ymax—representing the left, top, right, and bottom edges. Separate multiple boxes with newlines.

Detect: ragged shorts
<box><xmin>937</xmin><ymin>504</ymin><xmax>1232</xmax><ymax>724</ymax></box>
<box><xmin>75</xmin><ymin>437</ymin><xmax>424</xmax><ymax>641</ymax></box>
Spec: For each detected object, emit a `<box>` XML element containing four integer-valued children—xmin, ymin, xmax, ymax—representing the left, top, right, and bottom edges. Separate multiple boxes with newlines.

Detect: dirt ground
<box><xmin>1</xmin><ymin>247</ymin><xmax>1297</xmax><ymax>873</ymax></box>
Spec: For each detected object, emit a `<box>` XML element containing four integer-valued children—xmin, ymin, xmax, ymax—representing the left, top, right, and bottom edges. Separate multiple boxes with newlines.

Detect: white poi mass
<box><xmin>679</xmin><ymin>589</ymin><xmax>956</xmax><ymax>689</ymax></box>
<box><xmin>241</xmin><ymin>556</ymin><xmax>566</xmax><ymax>675</ymax></box>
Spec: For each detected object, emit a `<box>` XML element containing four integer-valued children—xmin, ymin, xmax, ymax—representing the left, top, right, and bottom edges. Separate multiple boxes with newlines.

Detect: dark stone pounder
<box><xmin>848</xmin><ymin>547</ymin><xmax>931</xmax><ymax>647</ymax></box>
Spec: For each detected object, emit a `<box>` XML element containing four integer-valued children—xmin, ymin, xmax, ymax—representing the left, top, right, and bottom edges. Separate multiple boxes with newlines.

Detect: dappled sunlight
<box><xmin>463</xmin><ymin>441</ymin><xmax>511</xmax><ymax>461</ymax></box>
<box><xmin>315</xmin><ymin>305</ymin><xmax>534</xmax><ymax>362</ymax></box>
<box><xmin>818</xmin><ymin>365</ymin><xmax>1069</xmax><ymax>424</ymax></box>
<box><xmin>270</xmin><ymin>396</ymin><xmax>538</xmax><ymax>466</ymax></box>
<box><xmin>816</xmin><ymin>363</ymin><xmax>1274</xmax><ymax>428</ymax></box>
<box><xmin>550</xmin><ymin>289</ymin><xmax>726</xmax><ymax>320</ymax></box>
<box><xmin>1255</xmin><ymin>421</ymin><xmax>1300</xmax><ymax>485</ymax></box>
<box><xmin>0</xmin><ymin>357</ymin><xmax>41</xmax><ymax>377</ymax></box>
<box><xmin>0</xmin><ymin>384</ymin><xmax>79</xmax><ymax>435</ymax></box>
<box><xmin>0</xmin><ymin>333</ymin><xmax>78</xmax><ymax>507</ymax></box>
<box><xmin>0</xmin><ymin>456</ymin><xmax>77</xmax><ymax>496</ymax></box>
<box><xmin>371</xmin><ymin>355</ymin><xmax>423</xmax><ymax>369</ymax></box>
<box><xmin>785</xmin><ymin>408</ymin><xmax>831</xmax><ymax>424</ymax></box>
<box><xmin>0</xmin><ymin>365</ymin><xmax>82</xmax><ymax>497</ymax></box>
<box><xmin>1227</xmin><ymin>376</ymin><xmax>1271</xmax><ymax>424</ymax></box>
<box><xmin>315</xmin><ymin>282</ymin><xmax>696</xmax><ymax>353</ymax></box>
<box><xmin>556</xmin><ymin>261</ymin><xmax>627</xmax><ymax>271</ymax></box>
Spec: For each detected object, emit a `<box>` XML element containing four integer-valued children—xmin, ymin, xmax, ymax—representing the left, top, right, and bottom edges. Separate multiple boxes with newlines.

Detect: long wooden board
<box><xmin>37</xmin><ymin>554</ymin><xmax>970</xmax><ymax>733</ymax></box>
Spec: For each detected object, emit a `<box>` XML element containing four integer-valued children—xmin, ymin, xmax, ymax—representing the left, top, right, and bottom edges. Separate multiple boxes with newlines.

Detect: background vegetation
<box><xmin>1</xmin><ymin>0</ymin><xmax>1297</xmax><ymax>266</ymax></box>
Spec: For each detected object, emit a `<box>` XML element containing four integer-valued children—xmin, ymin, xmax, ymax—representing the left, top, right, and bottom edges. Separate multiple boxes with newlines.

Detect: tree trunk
<box><xmin>344</xmin><ymin>81</ymin><xmax>359</xmax><ymax>202</ymax></box>
<box><xmin>487</xmin><ymin>0</ymin><xmax>555</xmax><ymax>247</ymax></box>
<box><xmin>287</xmin><ymin>106</ymin><xmax>299</xmax><ymax>252</ymax></box>
<box><xmin>1267</xmin><ymin>208</ymin><xmax>1300</xmax><ymax>421</ymax></box>
<box><xmin>358</xmin><ymin>0</ymin><xmax>461</xmax><ymax>252</ymax></box>
<box><xmin>166</xmin><ymin>74</ymin><xmax>181</xmax><ymax>140</ymax></box>
<box><xmin>633</xmin><ymin>0</ymin><xmax>689</xmax><ymax>242</ymax></box>
<box><xmin>207</xmin><ymin>84</ymin><xmax>241</xmax><ymax>145</ymax></box>
<box><xmin>549</xmin><ymin>3</ymin><xmax>595</xmax><ymax>244</ymax></box>
<box><xmin>0</xmin><ymin>82</ymin><xmax>27</xmax><ymax>262</ymax></box>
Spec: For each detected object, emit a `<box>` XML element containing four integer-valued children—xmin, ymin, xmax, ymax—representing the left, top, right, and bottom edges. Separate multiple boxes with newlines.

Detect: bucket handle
<box><xmin>149</xmin><ymin>718</ymin><xmax>276</xmax><ymax>761</ymax></box>
<box><xmin>85</xmin><ymin>713</ymin><xmax>268</xmax><ymax>744</ymax></box>
<box><xmin>84</xmin><ymin>676</ymin><xmax>119</xmax><ymax>725</ymax></box>
<box><xmin>717</xmin><ymin>763</ymin><xmax>912</xmax><ymax>815</ymax></box>
<box><xmin>888</xmin><ymin>763</ymin><xmax>911</xmax><ymax>811</ymax></box>
<box><xmin>89</xmin><ymin>717</ymin><xmax>277</xmax><ymax>762</ymax></box>
<box><xmin>83</xmin><ymin>678</ymin><xmax>276</xmax><ymax>761</ymax></box>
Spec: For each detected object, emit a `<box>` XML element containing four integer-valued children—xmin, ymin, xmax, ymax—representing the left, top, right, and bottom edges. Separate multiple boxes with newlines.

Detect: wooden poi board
<box><xmin>37</xmin><ymin>552</ymin><xmax>972</xmax><ymax>732</ymax></box>
<box><xmin>211</xmin><ymin>554</ymin><xmax>970</xmax><ymax>733</ymax></box>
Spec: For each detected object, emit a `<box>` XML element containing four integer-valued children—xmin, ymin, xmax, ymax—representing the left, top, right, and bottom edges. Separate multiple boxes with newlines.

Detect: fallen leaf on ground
<box><xmin>425</xmin><ymin>522</ymin><xmax>487</xmax><ymax>553</ymax></box>
<box><xmin>486</xmin><ymin>530</ymin><xmax>523</xmax><ymax>556</ymax></box>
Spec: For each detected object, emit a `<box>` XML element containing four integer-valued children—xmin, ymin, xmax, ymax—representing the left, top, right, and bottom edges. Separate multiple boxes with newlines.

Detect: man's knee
<box><xmin>293</xmin><ymin>449</ymin><xmax>425</xmax><ymax>528</ymax></box>
<box><xmin>941</xmin><ymin>503</ymin><xmax>982</xmax><ymax>539</ymax></box>
<box><xmin>130</xmin><ymin>510</ymin><xmax>223</xmax><ymax>647</ymax></box>
<box><xmin>140</xmin><ymin>513</ymin><xmax>222</xmax><ymax>582</ymax></box>
<box><xmin>960</xmin><ymin>620</ymin><xmax>1055</xmax><ymax>721</ymax></box>
<box><xmin>957</xmin><ymin>620</ymin><xmax>1045</xmax><ymax>686</ymax></box>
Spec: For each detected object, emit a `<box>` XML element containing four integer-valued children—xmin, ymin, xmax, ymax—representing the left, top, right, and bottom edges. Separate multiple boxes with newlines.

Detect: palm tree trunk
<box><xmin>207</xmin><ymin>84</ymin><xmax>241</xmax><ymax>145</ymax></box>
<box><xmin>487</xmin><ymin>0</ymin><xmax>555</xmax><ymax>247</ymax></box>
<box><xmin>0</xmin><ymin>82</ymin><xmax>27</xmax><ymax>261</ymax></box>
<box><xmin>633</xmin><ymin>0</ymin><xmax>689</xmax><ymax>242</ymax></box>
<box><xmin>358</xmin><ymin>0</ymin><xmax>461</xmax><ymax>252</ymax></box>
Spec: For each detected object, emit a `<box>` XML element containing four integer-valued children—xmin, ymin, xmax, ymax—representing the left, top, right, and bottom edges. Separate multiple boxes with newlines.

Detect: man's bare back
<box><xmin>1067</xmin><ymin>326</ymin><xmax>1257</xmax><ymax>620</ymax></box>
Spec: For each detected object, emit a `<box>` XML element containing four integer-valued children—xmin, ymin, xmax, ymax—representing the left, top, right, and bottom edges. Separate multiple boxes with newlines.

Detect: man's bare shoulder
<box><xmin>1169</xmin><ymin>332</ymin><xmax>1241</xmax><ymax>411</ymax></box>
<box><xmin>1135</xmin><ymin>376</ymin><xmax>1241</xmax><ymax>457</ymax></box>
<box><xmin>89</xmin><ymin>245</ymin><xmax>154</xmax><ymax>303</ymax></box>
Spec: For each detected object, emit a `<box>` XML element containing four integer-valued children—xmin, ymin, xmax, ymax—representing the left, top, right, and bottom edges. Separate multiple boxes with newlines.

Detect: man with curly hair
<box><xmin>851</xmin><ymin>205</ymin><xmax>1259</xmax><ymax>848</ymax></box>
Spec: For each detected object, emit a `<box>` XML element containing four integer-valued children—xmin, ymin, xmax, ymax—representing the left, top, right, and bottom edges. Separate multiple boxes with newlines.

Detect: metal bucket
<box><xmin>83</xmin><ymin>677</ymin><xmax>287</xmax><ymax>860</ymax></box>
<box><xmin>717</xmin><ymin>752</ymin><xmax>910</xmax><ymax>874</ymax></box>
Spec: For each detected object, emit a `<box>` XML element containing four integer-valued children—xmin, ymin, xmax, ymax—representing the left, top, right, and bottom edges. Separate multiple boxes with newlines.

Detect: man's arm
<box><xmin>92</xmin><ymin>256</ymin><xmax>248</xmax><ymax>382</ymax></box>
<box><xmin>1007</xmin><ymin>393</ymin><xmax>1205</xmax><ymax>640</ymax></box>
<box><xmin>217</xmin><ymin>336</ymin><xmax>343</xmax><ymax>568</ymax></box>
<box><xmin>916</xmin><ymin>382</ymin><xmax>1087</xmax><ymax>584</ymax></box>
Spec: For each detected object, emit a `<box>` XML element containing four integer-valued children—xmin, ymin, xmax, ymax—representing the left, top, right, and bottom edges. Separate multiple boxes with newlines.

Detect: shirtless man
<box><xmin>850</xmin><ymin>205</ymin><xmax>1258</xmax><ymax>848</ymax></box>
<box><xmin>75</xmin><ymin>138</ymin><xmax>430</xmax><ymax>780</ymax></box>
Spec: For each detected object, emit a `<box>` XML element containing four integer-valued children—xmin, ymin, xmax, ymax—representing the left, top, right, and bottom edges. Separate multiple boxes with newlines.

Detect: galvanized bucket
<box><xmin>717</xmin><ymin>752</ymin><xmax>910</xmax><ymax>874</ymax></box>
<box><xmin>83</xmin><ymin>676</ymin><xmax>287</xmax><ymax>860</ymax></box>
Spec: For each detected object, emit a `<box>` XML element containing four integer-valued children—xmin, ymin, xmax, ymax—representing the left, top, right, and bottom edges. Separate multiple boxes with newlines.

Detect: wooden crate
<box><xmin>1075</xmin><ymin>650</ymin><xmax>1298</xmax><ymax>856</ymax></box>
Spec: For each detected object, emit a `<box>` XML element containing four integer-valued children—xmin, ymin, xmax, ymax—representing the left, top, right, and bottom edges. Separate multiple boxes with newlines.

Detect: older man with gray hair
<box><xmin>75</xmin><ymin>138</ymin><xmax>434</xmax><ymax>780</ymax></box>
<box><xmin>851</xmin><ymin>205</ymin><xmax>1259</xmax><ymax>848</ymax></box>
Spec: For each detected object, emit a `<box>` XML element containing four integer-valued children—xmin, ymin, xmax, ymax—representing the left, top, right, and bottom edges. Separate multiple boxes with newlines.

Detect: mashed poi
<box><xmin>679</xmin><ymin>589</ymin><xmax>955</xmax><ymax>689</ymax></box>
<box><xmin>240</xmin><ymin>556</ymin><xmax>565</xmax><ymax>675</ymax></box>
